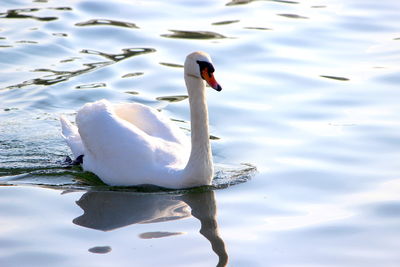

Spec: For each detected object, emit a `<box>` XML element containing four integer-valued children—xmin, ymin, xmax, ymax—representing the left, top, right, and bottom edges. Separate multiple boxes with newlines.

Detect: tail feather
<box><xmin>60</xmin><ymin>115</ymin><xmax>85</xmax><ymax>159</ymax></box>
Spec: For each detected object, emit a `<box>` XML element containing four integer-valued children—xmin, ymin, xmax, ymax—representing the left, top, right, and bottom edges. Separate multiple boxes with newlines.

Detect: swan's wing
<box><xmin>75</xmin><ymin>100</ymin><xmax>156</xmax><ymax>178</ymax></box>
<box><xmin>114</xmin><ymin>102</ymin><xmax>189</xmax><ymax>146</ymax></box>
<box><xmin>75</xmin><ymin>100</ymin><xmax>188</xmax><ymax>185</ymax></box>
<box><xmin>60</xmin><ymin>115</ymin><xmax>84</xmax><ymax>158</ymax></box>
<box><xmin>76</xmin><ymin>100</ymin><xmax>154</xmax><ymax>158</ymax></box>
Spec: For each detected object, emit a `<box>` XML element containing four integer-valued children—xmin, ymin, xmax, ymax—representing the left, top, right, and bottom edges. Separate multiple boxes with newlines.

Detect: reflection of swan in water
<box><xmin>73</xmin><ymin>190</ymin><xmax>228</xmax><ymax>267</ymax></box>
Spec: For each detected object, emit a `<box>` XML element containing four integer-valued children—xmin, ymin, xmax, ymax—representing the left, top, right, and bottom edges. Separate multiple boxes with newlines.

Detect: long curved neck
<box><xmin>182</xmin><ymin>74</ymin><xmax>213</xmax><ymax>187</ymax></box>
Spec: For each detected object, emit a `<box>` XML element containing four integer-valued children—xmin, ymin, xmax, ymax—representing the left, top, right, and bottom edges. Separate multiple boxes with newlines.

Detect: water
<box><xmin>1</xmin><ymin>0</ymin><xmax>400</xmax><ymax>266</ymax></box>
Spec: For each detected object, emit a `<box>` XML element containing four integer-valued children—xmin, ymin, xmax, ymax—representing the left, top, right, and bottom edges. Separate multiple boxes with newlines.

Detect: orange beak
<box><xmin>202</xmin><ymin>68</ymin><xmax>222</xmax><ymax>91</ymax></box>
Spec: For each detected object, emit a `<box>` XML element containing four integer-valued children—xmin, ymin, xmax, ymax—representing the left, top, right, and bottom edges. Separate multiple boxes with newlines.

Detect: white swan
<box><xmin>60</xmin><ymin>51</ymin><xmax>222</xmax><ymax>189</ymax></box>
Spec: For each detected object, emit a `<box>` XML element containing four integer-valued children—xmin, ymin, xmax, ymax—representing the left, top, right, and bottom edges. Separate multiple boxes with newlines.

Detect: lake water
<box><xmin>1</xmin><ymin>0</ymin><xmax>400</xmax><ymax>266</ymax></box>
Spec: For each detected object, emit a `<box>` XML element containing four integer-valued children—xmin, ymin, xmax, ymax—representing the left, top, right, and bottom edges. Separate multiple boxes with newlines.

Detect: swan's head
<box><xmin>184</xmin><ymin>51</ymin><xmax>222</xmax><ymax>92</ymax></box>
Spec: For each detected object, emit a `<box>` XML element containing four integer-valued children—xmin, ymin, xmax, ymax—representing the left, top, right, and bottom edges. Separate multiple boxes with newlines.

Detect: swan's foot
<box><xmin>64</xmin><ymin>155</ymin><xmax>84</xmax><ymax>166</ymax></box>
<box><xmin>73</xmin><ymin>155</ymin><xmax>84</xmax><ymax>165</ymax></box>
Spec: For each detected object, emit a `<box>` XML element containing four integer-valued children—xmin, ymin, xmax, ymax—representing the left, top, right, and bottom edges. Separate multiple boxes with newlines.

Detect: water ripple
<box><xmin>159</xmin><ymin>62</ymin><xmax>183</xmax><ymax>68</ymax></box>
<box><xmin>226</xmin><ymin>0</ymin><xmax>298</xmax><ymax>6</ymax></box>
<box><xmin>278</xmin><ymin>13</ymin><xmax>308</xmax><ymax>19</ymax></box>
<box><xmin>2</xmin><ymin>48</ymin><xmax>155</xmax><ymax>90</ymax></box>
<box><xmin>0</xmin><ymin>6</ymin><xmax>71</xmax><ymax>21</ymax></box>
<box><xmin>320</xmin><ymin>75</ymin><xmax>350</xmax><ymax>81</ymax></box>
<box><xmin>212</xmin><ymin>20</ymin><xmax>240</xmax><ymax>26</ymax></box>
<box><xmin>75</xmin><ymin>19</ymin><xmax>139</xmax><ymax>29</ymax></box>
<box><xmin>75</xmin><ymin>83</ymin><xmax>106</xmax><ymax>89</ymax></box>
<box><xmin>161</xmin><ymin>30</ymin><xmax>227</xmax><ymax>40</ymax></box>
<box><xmin>156</xmin><ymin>95</ymin><xmax>188</xmax><ymax>103</ymax></box>
<box><xmin>80</xmin><ymin>47</ymin><xmax>155</xmax><ymax>62</ymax></box>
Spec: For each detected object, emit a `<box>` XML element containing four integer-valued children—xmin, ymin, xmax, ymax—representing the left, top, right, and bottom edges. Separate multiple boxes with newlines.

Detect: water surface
<box><xmin>1</xmin><ymin>0</ymin><xmax>400</xmax><ymax>266</ymax></box>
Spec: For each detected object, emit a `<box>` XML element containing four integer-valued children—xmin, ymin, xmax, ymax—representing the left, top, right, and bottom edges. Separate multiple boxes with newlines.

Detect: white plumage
<box><xmin>60</xmin><ymin>52</ymin><xmax>222</xmax><ymax>189</ymax></box>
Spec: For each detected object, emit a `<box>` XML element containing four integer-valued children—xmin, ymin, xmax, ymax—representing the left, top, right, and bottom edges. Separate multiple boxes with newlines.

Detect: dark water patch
<box><xmin>124</xmin><ymin>91</ymin><xmax>139</xmax><ymax>95</ymax></box>
<box><xmin>20</xmin><ymin>62</ymin><xmax>111</xmax><ymax>87</ymax></box>
<box><xmin>52</xmin><ymin>33</ymin><xmax>68</xmax><ymax>37</ymax></box>
<box><xmin>47</xmin><ymin>7</ymin><xmax>73</xmax><ymax>11</ymax></box>
<box><xmin>156</xmin><ymin>95</ymin><xmax>188</xmax><ymax>103</ymax></box>
<box><xmin>170</xmin><ymin>118</ymin><xmax>187</xmax><ymax>124</ymax></box>
<box><xmin>139</xmin><ymin>232</ymin><xmax>183</xmax><ymax>239</ymax></box>
<box><xmin>278</xmin><ymin>14</ymin><xmax>308</xmax><ymax>19</ymax></box>
<box><xmin>0</xmin><ymin>9</ymin><xmax>57</xmax><ymax>21</ymax></box>
<box><xmin>212</xmin><ymin>20</ymin><xmax>240</xmax><ymax>26</ymax></box>
<box><xmin>161</xmin><ymin>30</ymin><xmax>227</xmax><ymax>40</ymax></box>
<box><xmin>159</xmin><ymin>62</ymin><xmax>183</xmax><ymax>68</ymax></box>
<box><xmin>60</xmin><ymin>57</ymin><xmax>80</xmax><ymax>63</ymax></box>
<box><xmin>244</xmin><ymin>27</ymin><xmax>272</xmax><ymax>31</ymax></box>
<box><xmin>75</xmin><ymin>83</ymin><xmax>106</xmax><ymax>89</ymax></box>
<box><xmin>225</xmin><ymin>0</ymin><xmax>254</xmax><ymax>6</ymax></box>
<box><xmin>88</xmin><ymin>246</ymin><xmax>112</xmax><ymax>254</ymax></box>
<box><xmin>320</xmin><ymin>75</ymin><xmax>350</xmax><ymax>81</ymax></box>
<box><xmin>81</xmin><ymin>47</ymin><xmax>156</xmax><ymax>62</ymax></box>
<box><xmin>3</xmin><ymin>48</ymin><xmax>155</xmax><ymax>90</ymax></box>
<box><xmin>3</xmin><ymin>108</ymin><xmax>18</xmax><ymax>112</ymax></box>
<box><xmin>3</xmin><ymin>64</ymin><xmax>103</xmax><ymax>89</ymax></box>
<box><xmin>226</xmin><ymin>0</ymin><xmax>297</xmax><ymax>5</ymax></box>
<box><xmin>270</xmin><ymin>0</ymin><xmax>298</xmax><ymax>3</ymax></box>
<box><xmin>75</xmin><ymin>19</ymin><xmax>139</xmax><ymax>29</ymax></box>
<box><xmin>15</xmin><ymin>40</ymin><xmax>38</xmax><ymax>44</ymax></box>
<box><xmin>210</xmin><ymin>135</ymin><xmax>221</xmax><ymax>141</ymax></box>
<box><xmin>122</xmin><ymin>72</ymin><xmax>144</xmax><ymax>78</ymax></box>
<box><xmin>0</xmin><ymin>6</ymin><xmax>71</xmax><ymax>21</ymax></box>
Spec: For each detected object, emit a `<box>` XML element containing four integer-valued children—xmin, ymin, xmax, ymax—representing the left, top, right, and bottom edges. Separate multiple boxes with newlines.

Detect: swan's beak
<box><xmin>202</xmin><ymin>69</ymin><xmax>222</xmax><ymax>92</ymax></box>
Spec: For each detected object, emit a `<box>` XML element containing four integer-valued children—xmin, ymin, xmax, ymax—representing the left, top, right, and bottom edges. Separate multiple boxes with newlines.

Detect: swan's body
<box><xmin>60</xmin><ymin>52</ymin><xmax>222</xmax><ymax>189</ymax></box>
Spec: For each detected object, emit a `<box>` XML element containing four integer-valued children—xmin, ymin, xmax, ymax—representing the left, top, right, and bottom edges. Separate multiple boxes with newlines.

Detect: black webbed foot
<box><xmin>73</xmin><ymin>155</ymin><xmax>84</xmax><ymax>165</ymax></box>
<box><xmin>63</xmin><ymin>155</ymin><xmax>84</xmax><ymax>167</ymax></box>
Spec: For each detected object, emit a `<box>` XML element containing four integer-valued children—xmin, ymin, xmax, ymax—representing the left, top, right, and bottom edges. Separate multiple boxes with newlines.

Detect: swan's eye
<box><xmin>196</xmin><ymin>60</ymin><xmax>215</xmax><ymax>80</ymax></box>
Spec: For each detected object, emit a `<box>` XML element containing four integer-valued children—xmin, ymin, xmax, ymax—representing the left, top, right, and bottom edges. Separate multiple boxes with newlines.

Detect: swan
<box><xmin>60</xmin><ymin>51</ymin><xmax>222</xmax><ymax>189</ymax></box>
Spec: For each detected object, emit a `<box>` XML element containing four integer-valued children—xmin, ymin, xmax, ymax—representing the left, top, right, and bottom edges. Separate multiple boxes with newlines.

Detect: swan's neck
<box><xmin>182</xmin><ymin>74</ymin><xmax>213</xmax><ymax>187</ymax></box>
